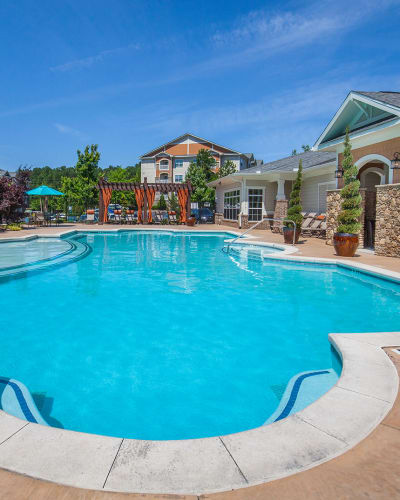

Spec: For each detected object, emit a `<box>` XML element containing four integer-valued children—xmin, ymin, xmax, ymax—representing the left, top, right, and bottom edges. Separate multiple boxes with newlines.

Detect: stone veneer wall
<box><xmin>375</xmin><ymin>183</ymin><xmax>400</xmax><ymax>257</ymax></box>
<box><xmin>272</xmin><ymin>200</ymin><xmax>288</xmax><ymax>233</ymax></box>
<box><xmin>326</xmin><ymin>188</ymin><xmax>366</xmax><ymax>247</ymax></box>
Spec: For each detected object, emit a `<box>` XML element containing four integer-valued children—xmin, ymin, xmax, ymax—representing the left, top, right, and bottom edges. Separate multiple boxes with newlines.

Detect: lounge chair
<box><xmin>168</xmin><ymin>211</ymin><xmax>179</xmax><ymax>224</ymax></box>
<box><xmin>300</xmin><ymin>213</ymin><xmax>316</xmax><ymax>234</ymax></box>
<box><xmin>86</xmin><ymin>210</ymin><xmax>95</xmax><ymax>224</ymax></box>
<box><xmin>125</xmin><ymin>210</ymin><xmax>136</xmax><ymax>224</ymax></box>
<box><xmin>113</xmin><ymin>210</ymin><xmax>123</xmax><ymax>224</ymax></box>
<box><xmin>152</xmin><ymin>210</ymin><xmax>163</xmax><ymax>224</ymax></box>
<box><xmin>306</xmin><ymin>215</ymin><xmax>326</xmax><ymax>238</ymax></box>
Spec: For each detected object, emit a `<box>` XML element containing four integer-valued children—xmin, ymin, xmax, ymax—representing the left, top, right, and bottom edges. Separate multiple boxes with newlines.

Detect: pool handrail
<box><xmin>222</xmin><ymin>217</ymin><xmax>297</xmax><ymax>253</ymax></box>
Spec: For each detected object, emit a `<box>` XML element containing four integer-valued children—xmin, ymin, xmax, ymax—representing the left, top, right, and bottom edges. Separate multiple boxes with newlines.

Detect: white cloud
<box><xmin>54</xmin><ymin>123</ymin><xmax>85</xmax><ymax>138</ymax></box>
<box><xmin>50</xmin><ymin>43</ymin><xmax>140</xmax><ymax>72</ymax></box>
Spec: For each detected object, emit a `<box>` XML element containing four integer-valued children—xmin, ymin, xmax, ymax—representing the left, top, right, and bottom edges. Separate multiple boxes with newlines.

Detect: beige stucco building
<box><xmin>210</xmin><ymin>91</ymin><xmax>400</xmax><ymax>256</ymax></box>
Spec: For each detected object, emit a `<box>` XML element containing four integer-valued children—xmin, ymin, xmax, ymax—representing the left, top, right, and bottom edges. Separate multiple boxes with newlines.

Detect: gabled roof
<box><xmin>314</xmin><ymin>91</ymin><xmax>400</xmax><ymax>149</ymax></box>
<box><xmin>140</xmin><ymin>133</ymin><xmax>243</xmax><ymax>158</ymax></box>
<box><xmin>241</xmin><ymin>150</ymin><xmax>335</xmax><ymax>174</ymax></box>
<box><xmin>354</xmin><ymin>91</ymin><xmax>400</xmax><ymax>108</ymax></box>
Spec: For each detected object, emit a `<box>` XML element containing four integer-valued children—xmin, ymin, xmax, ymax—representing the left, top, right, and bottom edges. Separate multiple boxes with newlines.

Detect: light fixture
<box><xmin>335</xmin><ymin>164</ymin><xmax>344</xmax><ymax>178</ymax></box>
<box><xmin>391</xmin><ymin>152</ymin><xmax>400</xmax><ymax>169</ymax></box>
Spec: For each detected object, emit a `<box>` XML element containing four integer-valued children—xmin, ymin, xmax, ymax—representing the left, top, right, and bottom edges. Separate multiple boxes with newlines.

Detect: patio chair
<box><xmin>113</xmin><ymin>210</ymin><xmax>122</xmax><ymax>224</ymax></box>
<box><xmin>86</xmin><ymin>210</ymin><xmax>96</xmax><ymax>224</ymax></box>
<box><xmin>34</xmin><ymin>212</ymin><xmax>46</xmax><ymax>227</ymax></box>
<box><xmin>300</xmin><ymin>213</ymin><xmax>316</xmax><ymax>235</ymax></box>
<box><xmin>168</xmin><ymin>211</ymin><xmax>178</xmax><ymax>224</ymax></box>
<box><xmin>125</xmin><ymin>210</ymin><xmax>135</xmax><ymax>224</ymax></box>
<box><xmin>152</xmin><ymin>210</ymin><xmax>163</xmax><ymax>224</ymax></box>
<box><xmin>307</xmin><ymin>215</ymin><xmax>326</xmax><ymax>238</ymax></box>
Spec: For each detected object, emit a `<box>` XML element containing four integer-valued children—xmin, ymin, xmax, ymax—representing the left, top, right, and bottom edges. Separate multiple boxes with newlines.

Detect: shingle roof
<box><xmin>242</xmin><ymin>150</ymin><xmax>336</xmax><ymax>174</ymax></box>
<box><xmin>354</xmin><ymin>91</ymin><xmax>400</xmax><ymax>109</ymax></box>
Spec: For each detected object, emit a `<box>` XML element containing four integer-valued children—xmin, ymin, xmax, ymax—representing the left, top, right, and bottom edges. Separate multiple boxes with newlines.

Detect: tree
<box><xmin>286</xmin><ymin>160</ymin><xmax>303</xmax><ymax>230</ymax></box>
<box><xmin>0</xmin><ymin>167</ymin><xmax>31</xmax><ymax>223</ymax></box>
<box><xmin>291</xmin><ymin>149</ymin><xmax>297</xmax><ymax>156</ymax></box>
<box><xmin>168</xmin><ymin>193</ymin><xmax>180</xmax><ymax>214</ymax></box>
<box><xmin>158</xmin><ymin>194</ymin><xmax>167</xmax><ymax>210</ymax></box>
<box><xmin>61</xmin><ymin>144</ymin><xmax>100</xmax><ymax>214</ymax></box>
<box><xmin>301</xmin><ymin>144</ymin><xmax>311</xmax><ymax>152</ymax></box>
<box><xmin>105</xmin><ymin>166</ymin><xmax>137</xmax><ymax>207</ymax></box>
<box><xmin>186</xmin><ymin>149</ymin><xmax>216</xmax><ymax>205</ymax></box>
<box><xmin>337</xmin><ymin>128</ymin><xmax>362</xmax><ymax>234</ymax></box>
<box><xmin>218</xmin><ymin>160</ymin><xmax>236</xmax><ymax>178</ymax></box>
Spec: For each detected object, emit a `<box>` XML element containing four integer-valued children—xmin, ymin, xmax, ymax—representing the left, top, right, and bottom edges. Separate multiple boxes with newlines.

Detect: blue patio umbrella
<box><xmin>26</xmin><ymin>185</ymin><xmax>64</xmax><ymax>212</ymax></box>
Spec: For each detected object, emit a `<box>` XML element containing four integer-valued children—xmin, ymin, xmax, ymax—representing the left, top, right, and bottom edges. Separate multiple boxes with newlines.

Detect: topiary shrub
<box><xmin>286</xmin><ymin>159</ymin><xmax>303</xmax><ymax>230</ymax></box>
<box><xmin>337</xmin><ymin>128</ymin><xmax>362</xmax><ymax>234</ymax></box>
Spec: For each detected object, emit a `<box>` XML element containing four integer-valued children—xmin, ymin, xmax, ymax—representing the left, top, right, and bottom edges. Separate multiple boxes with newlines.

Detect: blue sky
<box><xmin>1</xmin><ymin>0</ymin><xmax>400</xmax><ymax>170</ymax></box>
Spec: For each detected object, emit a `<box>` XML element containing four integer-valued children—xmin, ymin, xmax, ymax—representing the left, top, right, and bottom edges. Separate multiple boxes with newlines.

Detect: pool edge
<box><xmin>0</xmin><ymin>332</ymin><xmax>397</xmax><ymax>494</ymax></box>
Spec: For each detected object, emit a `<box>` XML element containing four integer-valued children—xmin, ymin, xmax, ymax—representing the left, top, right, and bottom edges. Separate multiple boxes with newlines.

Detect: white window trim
<box><xmin>159</xmin><ymin>159</ymin><xmax>169</xmax><ymax>171</ymax></box>
<box><xmin>318</xmin><ymin>181</ymin><xmax>336</xmax><ymax>214</ymax></box>
<box><xmin>247</xmin><ymin>186</ymin><xmax>266</xmax><ymax>218</ymax></box>
<box><xmin>223</xmin><ymin>187</ymin><xmax>241</xmax><ymax>221</ymax></box>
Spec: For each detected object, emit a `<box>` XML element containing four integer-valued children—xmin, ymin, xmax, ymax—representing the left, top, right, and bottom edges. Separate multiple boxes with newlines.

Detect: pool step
<box><xmin>0</xmin><ymin>238</ymin><xmax>90</xmax><ymax>279</ymax></box>
<box><xmin>0</xmin><ymin>377</ymin><xmax>48</xmax><ymax>425</ymax></box>
<box><xmin>264</xmin><ymin>368</ymin><xmax>338</xmax><ymax>425</ymax></box>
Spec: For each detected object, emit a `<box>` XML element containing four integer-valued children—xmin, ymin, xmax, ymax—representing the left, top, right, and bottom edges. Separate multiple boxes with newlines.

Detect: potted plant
<box><xmin>283</xmin><ymin>159</ymin><xmax>303</xmax><ymax>244</ymax></box>
<box><xmin>333</xmin><ymin>128</ymin><xmax>362</xmax><ymax>257</ymax></box>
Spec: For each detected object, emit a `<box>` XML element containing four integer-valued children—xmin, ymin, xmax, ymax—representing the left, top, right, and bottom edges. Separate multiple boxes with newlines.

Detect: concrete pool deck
<box><xmin>0</xmin><ymin>224</ymin><xmax>399</xmax><ymax>498</ymax></box>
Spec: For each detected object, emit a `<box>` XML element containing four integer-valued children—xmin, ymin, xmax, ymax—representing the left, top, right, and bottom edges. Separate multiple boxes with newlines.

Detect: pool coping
<box><xmin>0</xmin><ymin>229</ymin><xmax>399</xmax><ymax>494</ymax></box>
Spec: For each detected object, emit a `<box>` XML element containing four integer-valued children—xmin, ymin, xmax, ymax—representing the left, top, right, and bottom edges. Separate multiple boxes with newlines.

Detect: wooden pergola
<box><xmin>97</xmin><ymin>177</ymin><xmax>193</xmax><ymax>224</ymax></box>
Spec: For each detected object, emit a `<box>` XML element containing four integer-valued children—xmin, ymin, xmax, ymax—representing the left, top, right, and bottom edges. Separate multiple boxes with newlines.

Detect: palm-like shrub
<box><xmin>286</xmin><ymin>159</ymin><xmax>303</xmax><ymax>230</ymax></box>
<box><xmin>337</xmin><ymin>128</ymin><xmax>362</xmax><ymax>234</ymax></box>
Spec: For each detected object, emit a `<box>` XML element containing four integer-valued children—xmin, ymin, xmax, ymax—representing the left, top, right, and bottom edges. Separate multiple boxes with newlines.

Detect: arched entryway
<box><xmin>355</xmin><ymin>155</ymin><xmax>390</xmax><ymax>249</ymax></box>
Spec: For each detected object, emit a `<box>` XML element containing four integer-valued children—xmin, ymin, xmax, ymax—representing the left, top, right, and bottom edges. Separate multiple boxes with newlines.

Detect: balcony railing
<box><xmin>155</xmin><ymin>177</ymin><xmax>172</xmax><ymax>183</ymax></box>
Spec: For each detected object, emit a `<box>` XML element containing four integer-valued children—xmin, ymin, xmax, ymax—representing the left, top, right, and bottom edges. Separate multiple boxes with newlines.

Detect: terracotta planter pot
<box><xmin>186</xmin><ymin>217</ymin><xmax>196</xmax><ymax>227</ymax></box>
<box><xmin>333</xmin><ymin>233</ymin><xmax>359</xmax><ymax>257</ymax></box>
<box><xmin>283</xmin><ymin>226</ymin><xmax>300</xmax><ymax>244</ymax></box>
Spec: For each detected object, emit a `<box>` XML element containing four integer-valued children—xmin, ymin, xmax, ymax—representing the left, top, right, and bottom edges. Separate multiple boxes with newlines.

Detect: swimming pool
<box><xmin>0</xmin><ymin>230</ymin><xmax>399</xmax><ymax>440</ymax></box>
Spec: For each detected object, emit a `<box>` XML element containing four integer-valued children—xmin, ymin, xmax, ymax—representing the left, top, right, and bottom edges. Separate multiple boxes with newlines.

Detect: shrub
<box><xmin>286</xmin><ymin>159</ymin><xmax>303</xmax><ymax>230</ymax></box>
<box><xmin>6</xmin><ymin>224</ymin><xmax>22</xmax><ymax>231</ymax></box>
<box><xmin>337</xmin><ymin>128</ymin><xmax>362</xmax><ymax>234</ymax></box>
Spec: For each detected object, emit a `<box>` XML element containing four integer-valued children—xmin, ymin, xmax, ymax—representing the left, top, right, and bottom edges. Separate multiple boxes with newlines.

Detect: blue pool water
<box><xmin>0</xmin><ymin>231</ymin><xmax>399</xmax><ymax>440</ymax></box>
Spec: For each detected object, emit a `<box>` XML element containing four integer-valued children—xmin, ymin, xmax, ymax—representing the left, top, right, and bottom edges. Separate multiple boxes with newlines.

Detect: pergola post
<box><xmin>98</xmin><ymin>184</ymin><xmax>104</xmax><ymax>225</ymax></box>
<box><xmin>143</xmin><ymin>177</ymin><xmax>148</xmax><ymax>224</ymax></box>
<box><xmin>186</xmin><ymin>182</ymin><xmax>192</xmax><ymax>220</ymax></box>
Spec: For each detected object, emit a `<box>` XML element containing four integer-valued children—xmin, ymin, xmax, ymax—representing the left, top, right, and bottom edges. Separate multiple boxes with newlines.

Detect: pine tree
<box><xmin>337</xmin><ymin>128</ymin><xmax>362</xmax><ymax>234</ymax></box>
<box><xmin>286</xmin><ymin>159</ymin><xmax>303</xmax><ymax>230</ymax></box>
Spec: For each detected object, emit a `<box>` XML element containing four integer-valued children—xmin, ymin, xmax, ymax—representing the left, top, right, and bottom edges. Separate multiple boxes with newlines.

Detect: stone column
<box><xmin>375</xmin><ymin>183</ymin><xmax>400</xmax><ymax>257</ymax></box>
<box><xmin>272</xmin><ymin>200</ymin><xmax>288</xmax><ymax>233</ymax></box>
<box><xmin>272</xmin><ymin>180</ymin><xmax>287</xmax><ymax>233</ymax></box>
<box><xmin>326</xmin><ymin>189</ymin><xmax>341</xmax><ymax>244</ymax></box>
<box><xmin>215</xmin><ymin>213</ymin><xmax>223</xmax><ymax>225</ymax></box>
<box><xmin>326</xmin><ymin>188</ymin><xmax>366</xmax><ymax>247</ymax></box>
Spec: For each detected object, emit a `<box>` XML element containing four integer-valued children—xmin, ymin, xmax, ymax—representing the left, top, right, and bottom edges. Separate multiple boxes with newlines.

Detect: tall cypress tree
<box><xmin>337</xmin><ymin>128</ymin><xmax>362</xmax><ymax>234</ymax></box>
<box><xmin>287</xmin><ymin>159</ymin><xmax>303</xmax><ymax>230</ymax></box>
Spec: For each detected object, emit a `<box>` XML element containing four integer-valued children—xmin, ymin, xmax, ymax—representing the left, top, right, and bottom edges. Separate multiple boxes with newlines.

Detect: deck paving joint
<box><xmin>336</xmin><ymin>384</ymin><xmax>393</xmax><ymax>404</ymax></box>
<box><xmin>0</xmin><ymin>422</ymin><xmax>30</xmax><ymax>447</ymax></box>
<box><xmin>294</xmin><ymin>415</ymin><xmax>349</xmax><ymax>445</ymax></box>
<box><xmin>102</xmin><ymin>437</ymin><xmax>124</xmax><ymax>489</ymax></box>
<box><xmin>218</xmin><ymin>437</ymin><xmax>248</xmax><ymax>484</ymax></box>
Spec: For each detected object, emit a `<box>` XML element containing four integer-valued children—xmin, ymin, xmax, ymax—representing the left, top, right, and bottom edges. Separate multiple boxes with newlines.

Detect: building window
<box><xmin>248</xmin><ymin>188</ymin><xmax>263</xmax><ymax>221</ymax></box>
<box><xmin>224</xmin><ymin>190</ymin><xmax>240</xmax><ymax>220</ymax></box>
<box><xmin>175</xmin><ymin>175</ymin><xmax>183</xmax><ymax>183</ymax></box>
<box><xmin>175</xmin><ymin>159</ymin><xmax>183</xmax><ymax>168</ymax></box>
<box><xmin>159</xmin><ymin>159</ymin><xmax>169</xmax><ymax>171</ymax></box>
